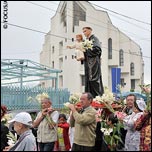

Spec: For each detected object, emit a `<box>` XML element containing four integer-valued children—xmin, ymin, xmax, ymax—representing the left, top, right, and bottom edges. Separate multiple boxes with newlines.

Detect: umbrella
<box><xmin>116</xmin><ymin>92</ymin><xmax>147</xmax><ymax>101</ymax></box>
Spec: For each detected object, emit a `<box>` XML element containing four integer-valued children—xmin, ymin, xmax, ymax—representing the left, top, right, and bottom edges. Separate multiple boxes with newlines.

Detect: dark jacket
<box><xmin>1</xmin><ymin>123</ymin><xmax>9</xmax><ymax>150</ymax></box>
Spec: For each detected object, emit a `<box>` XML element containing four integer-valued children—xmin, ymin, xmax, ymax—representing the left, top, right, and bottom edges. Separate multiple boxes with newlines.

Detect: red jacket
<box><xmin>58</xmin><ymin>122</ymin><xmax>71</xmax><ymax>151</ymax></box>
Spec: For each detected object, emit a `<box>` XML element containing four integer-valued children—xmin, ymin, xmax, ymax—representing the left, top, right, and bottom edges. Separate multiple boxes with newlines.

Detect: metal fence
<box><xmin>1</xmin><ymin>86</ymin><xmax>70</xmax><ymax>110</ymax></box>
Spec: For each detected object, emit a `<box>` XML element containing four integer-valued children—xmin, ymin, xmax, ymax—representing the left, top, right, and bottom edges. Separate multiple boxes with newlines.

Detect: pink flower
<box><xmin>115</xmin><ymin>111</ymin><xmax>126</xmax><ymax>119</ymax></box>
<box><xmin>95</xmin><ymin>108</ymin><xmax>103</xmax><ymax>122</ymax></box>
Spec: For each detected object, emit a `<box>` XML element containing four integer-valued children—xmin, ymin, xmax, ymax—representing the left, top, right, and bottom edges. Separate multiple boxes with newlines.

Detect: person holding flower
<box><xmin>67</xmin><ymin>34</ymin><xmax>85</xmax><ymax>62</ymax></box>
<box><xmin>122</xmin><ymin>94</ymin><xmax>137</xmax><ymax>115</ymax></box>
<box><xmin>134</xmin><ymin>110</ymin><xmax>151</xmax><ymax>151</ymax></box>
<box><xmin>67</xmin><ymin>92</ymin><xmax>97</xmax><ymax>151</ymax></box>
<box><xmin>33</xmin><ymin>97</ymin><xmax>59</xmax><ymax>151</ymax></box>
<box><xmin>82</xmin><ymin>26</ymin><xmax>104</xmax><ymax>98</ymax></box>
<box><xmin>122</xmin><ymin>99</ymin><xmax>147</xmax><ymax>151</ymax></box>
<box><xmin>101</xmin><ymin>113</ymin><xmax>124</xmax><ymax>151</ymax></box>
<box><xmin>3</xmin><ymin>112</ymin><xmax>37</xmax><ymax>151</ymax></box>
<box><xmin>134</xmin><ymin>85</ymin><xmax>151</xmax><ymax>151</ymax></box>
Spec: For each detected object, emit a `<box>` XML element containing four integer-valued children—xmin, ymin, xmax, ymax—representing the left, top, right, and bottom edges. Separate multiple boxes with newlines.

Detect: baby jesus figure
<box><xmin>67</xmin><ymin>34</ymin><xmax>85</xmax><ymax>61</ymax></box>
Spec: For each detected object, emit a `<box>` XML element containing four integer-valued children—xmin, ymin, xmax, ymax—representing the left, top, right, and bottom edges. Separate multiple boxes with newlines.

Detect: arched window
<box><xmin>108</xmin><ymin>38</ymin><xmax>112</xmax><ymax>59</ymax></box>
<box><xmin>60</xmin><ymin>3</ymin><xmax>67</xmax><ymax>27</ymax></box>
<box><xmin>119</xmin><ymin>49</ymin><xmax>124</xmax><ymax>66</ymax></box>
<box><xmin>130</xmin><ymin>62</ymin><xmax>134</xmax><ymax>75</ymax></box>
<box><xmin>73</xmin><ymin>2</ymin><xmax>86</xmax><ymax>32</ymax></box>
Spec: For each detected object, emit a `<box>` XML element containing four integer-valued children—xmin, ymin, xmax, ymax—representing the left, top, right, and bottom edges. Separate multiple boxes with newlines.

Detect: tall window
<box><xmin>131</xmin><ymin>79</ymin><xmax>135</xmax><ymax>90</ymax></box>
<box><xmin>52</xmin><ymin>46</ymin><xmax>54</xmax><ymax>54</ymax></box>
<box><xmin>52</xmin><ymin>79</ymin><xmax>55</xmax><ymax>88</ymax></box>
<box><xmin>130</xmin><ymin>62</ymin><xmax>134</xmax><ymax>75</ymax></box>
<box><xmin>60</xmin><ymin>3</ymin><xmax>67</xmax><ymax>27</ymax></box>
<box><xmin>59</xmin><ymin>75</ymin><xmax>63</xmax><ymax>87</ymax></box>
<box><xmin>120</xmin><ymin>78</ymin><xmax>125</xmax><ymax>87</ymax></box>
<box><xmin>59</xmin><ymin>41</ymin><xmax>63</xmax><ymax>55</ymax></box>
<box><xmin>73</xmin><ymin>2</ymin><xmax>86</xmax><ymax>32</ymax></box>
<box><xmin>52</xmin><ymin>61</ymin><xmax>54</xmax><ymax>68</ymax></box>
<box><xmin>108</xmin><ymin>38</ymin><xmax>112</xmax><ymax>59</ymax></box>
<box><xmin>119</xmin><ymin>49</ymin><xmax>124</xmax><ymax>66</ymax></box>
<box><xmin>59</xmin><ymin>58</ymin><xmax>63</xmax><ymax>70</ymax></box>
<box><xmin>81</xmin><ymin>75</ymin><xmax>85</xmax><ymax>86</ymax></box>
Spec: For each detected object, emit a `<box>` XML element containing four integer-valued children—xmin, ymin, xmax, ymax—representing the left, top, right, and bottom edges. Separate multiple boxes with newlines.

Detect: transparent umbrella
<box><xmin>116</xmin><ymin>92</ymin><xmax>147</xmax><ymax>101</ymax></box>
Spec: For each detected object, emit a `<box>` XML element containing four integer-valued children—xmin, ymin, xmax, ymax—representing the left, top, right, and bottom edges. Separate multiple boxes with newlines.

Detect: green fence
<box><xmin>1</xmin><ymin>86</ymin><xmax>70</xmax><ymax>110</ymax></box>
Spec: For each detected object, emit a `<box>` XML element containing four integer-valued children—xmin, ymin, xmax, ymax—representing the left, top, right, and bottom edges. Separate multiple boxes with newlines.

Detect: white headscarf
<box><xmin>136</xmin><ymin>99</ymin><xmax>146</xmax><ymax>111</ymax></box>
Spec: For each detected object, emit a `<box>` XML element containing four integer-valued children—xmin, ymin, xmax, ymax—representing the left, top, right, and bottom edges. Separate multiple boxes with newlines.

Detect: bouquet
<box><xmin>95</xmin><ymin>87</ymin><xmax>115</xmax><ymax>104</ymax></box>
<box><xmin>81</xmin><ymin>39</ymin><xmax>93</xmax><ymax>50</ymax></box>
<box><xmin>101</xmin><ymin>121</ymin><xmax>124</xmax><ymax>151</ymax></box>
<box><xmin>64</xmin><ymin>93</ymin><xmax>81</xmax><ymax>107</ymax></box>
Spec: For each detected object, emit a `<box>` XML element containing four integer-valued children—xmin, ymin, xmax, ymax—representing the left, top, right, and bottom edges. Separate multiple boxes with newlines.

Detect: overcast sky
<box><xmin>1</xmin><ymin>1</ymin><xmax>151</xmax><ymax>84</ymax></box>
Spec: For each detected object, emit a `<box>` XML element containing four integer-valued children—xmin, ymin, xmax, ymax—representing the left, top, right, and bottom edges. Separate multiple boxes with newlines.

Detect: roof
<box><xmin>1</xmin><ymin>59</ymin><xmax>62</xmax><ymax>86</ymax></box>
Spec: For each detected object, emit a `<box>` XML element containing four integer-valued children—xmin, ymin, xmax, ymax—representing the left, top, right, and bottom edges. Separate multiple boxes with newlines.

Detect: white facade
<box><xmin>40</xmin><ymin>1</ymin><xmax>144</xmax><ymax>93</ymax></box>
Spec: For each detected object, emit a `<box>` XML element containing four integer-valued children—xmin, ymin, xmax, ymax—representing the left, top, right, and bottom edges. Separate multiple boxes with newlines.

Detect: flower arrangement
<box><xmin>101</xmin><ymin>118</ymin><xmax>124</xmax><ymax>151</ymax></box>
<box><xmin>95</xmin><ymin>87</ymin><xmax>115</xmax><ymax>105</ymax></box>
<box><xmin>81</xmin><ymin>39</ymin><xmax>93</xmax><ymax>50</ymax></box>
<box><xmin>92</xmin><ymin>87</ymin><xmax>125</xmax><ymax>150</ymax></box>
<box><xmin>94</xmin><ymin>88</ymin><xmax>115</xmax><ymax>113</ymax></box>
<box><xmin>100</xmin><ymin>99</ymin><xmax>115</xmax><ymax>113</ymax></box>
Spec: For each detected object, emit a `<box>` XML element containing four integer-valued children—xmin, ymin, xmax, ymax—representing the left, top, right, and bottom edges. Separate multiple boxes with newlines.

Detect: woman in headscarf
<box><xmin>122</xmin><ymin>99</ymin><xmax>146</xmax><ymax>151</ymax></box>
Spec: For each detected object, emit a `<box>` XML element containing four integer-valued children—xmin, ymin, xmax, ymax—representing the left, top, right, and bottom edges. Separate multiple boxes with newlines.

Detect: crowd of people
<box><xmin>1</xmin><ymin>26</ymin><xmax>151</xmax><ymax>151</ymax></box>
<box><xmin>1</xmin><ymin>90</ymin><xmax>151</xmax><ymax>151</ymax></box>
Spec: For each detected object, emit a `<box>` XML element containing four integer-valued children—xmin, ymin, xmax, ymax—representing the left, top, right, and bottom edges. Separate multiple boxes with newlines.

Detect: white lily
<box><xmin>7</xmin><ymin>139</ymin><xmax>15</xmax><ymax>146</ymax></box>
<box><xmin>7</xmin><ymin>132</ymin><xmax>17</xmax><ymax>146</ymax></box>
<box><xmin>82</xmin><ymin>40</ymin><xmax>93</xmax><ymax>50</ymax></box>
<box><xmin>69</xmin><ymin>93</ymin><xmax>81</xmax><ymax>104</ymax></box>
<box><xmin>101</xmin><ymin>127</ymin><xmax>113</xmax><ymax>136</ymax></box>
<box><xmin>64</xmin><ymin>102</ymin><xmax>70</xmax><ymax>107</ymax></box>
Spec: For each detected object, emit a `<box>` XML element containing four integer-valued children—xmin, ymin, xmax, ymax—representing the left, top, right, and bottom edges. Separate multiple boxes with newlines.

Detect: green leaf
<box><xmin>113</xmin><ymin>126</ymin><xmax>117</xmax><ymax>134</ymax></box>
<box><xmin>104</xmin><ymin>135</ymin><xmax>110</xmax><ymax>144</ymax></box>
<box><xmin>110</xmin><ymin>137</ymin><xmax>114</xmax><ymax>146</ymax></box>
<box><xmin>114</xmin><ymin>135</ymin><xmax>121</xmax><ymax>140</ymax></box>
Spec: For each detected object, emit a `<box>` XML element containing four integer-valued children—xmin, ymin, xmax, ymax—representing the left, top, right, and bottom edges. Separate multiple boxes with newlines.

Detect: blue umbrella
<box><xmin>116</xmin><ymin>92</ymin><xmax>147</xmax><ymax>101</ymax></box>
